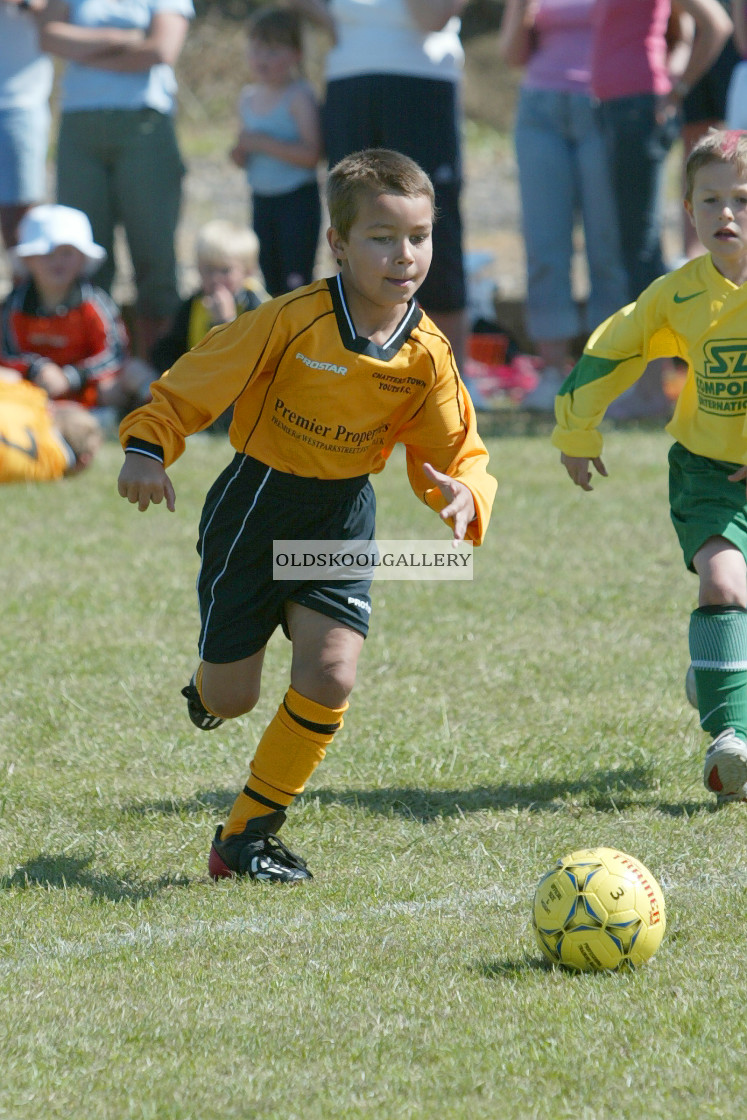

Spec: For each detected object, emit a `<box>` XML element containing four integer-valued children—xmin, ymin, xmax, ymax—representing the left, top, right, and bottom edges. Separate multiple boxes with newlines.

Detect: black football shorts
<box><xmin>196</xmin><ymin>454</ymin><xmax>376</xmax><ymax>663</ymax></box>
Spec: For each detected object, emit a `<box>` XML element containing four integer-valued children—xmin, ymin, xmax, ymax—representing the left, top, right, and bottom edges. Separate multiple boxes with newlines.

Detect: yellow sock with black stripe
<box><xmin>222</xmin><ymin>687</ymin><xmax>348</xmax><ymax>838</ymax></box>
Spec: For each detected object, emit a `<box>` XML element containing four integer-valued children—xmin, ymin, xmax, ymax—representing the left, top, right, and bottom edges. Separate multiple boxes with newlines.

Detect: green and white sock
<box><xmin>689</xmin><ymin>606</ymin><xmax>747</xmax><ymax>739</ymax></box>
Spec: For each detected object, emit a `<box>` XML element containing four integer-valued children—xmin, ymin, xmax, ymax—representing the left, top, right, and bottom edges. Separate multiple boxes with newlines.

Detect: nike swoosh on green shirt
<box><xmin>673</xmin><ymin>290</ymin><xmax>706</xmax><ymax>303</ymax></box>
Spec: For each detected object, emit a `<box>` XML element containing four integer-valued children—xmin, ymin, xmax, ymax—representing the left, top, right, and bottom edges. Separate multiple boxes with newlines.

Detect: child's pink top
<box><xmin>591</xmin><ymin>0</ymin><xmax>671</xmax><ymax>100</ymax></box>
<box><xmin>523</xmin><ymin>0</ymin><xmax>595</xmax><ymax>93</ymax></box>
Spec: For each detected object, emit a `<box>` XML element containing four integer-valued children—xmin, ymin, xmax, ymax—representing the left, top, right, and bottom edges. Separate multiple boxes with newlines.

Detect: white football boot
<box><xmin>703</xmin><ymin>728</ymin><xmax>747</xmax><ymax>804</ymax></box>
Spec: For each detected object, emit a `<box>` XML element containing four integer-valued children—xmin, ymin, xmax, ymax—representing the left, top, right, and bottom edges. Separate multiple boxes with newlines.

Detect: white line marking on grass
<box><xmin>0</xmin><ymin>884</ymin><xmax>521</xmax><ymax>974</ymax></box>
<box><xmin>2</xmin><ymin>872</ymin><xmax>742</xmax><ymax>974</ymax></box>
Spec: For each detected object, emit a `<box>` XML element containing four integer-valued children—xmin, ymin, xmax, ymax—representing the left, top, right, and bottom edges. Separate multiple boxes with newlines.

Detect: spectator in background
<box><xmin>592</xmin><ymin>0</ymin><xmax>731</xmax><ymax>302</ymax></box>
<box><xmin>39</xmin><ymin>0</ymin><xmax>194</xmax><ymax>359</ymax></box>
<box><xmin>679</xmin><ymin>2</ymin><xmax>739</xmax><ymax>258</ymax></box>
<box><xmin>286</xmin><ymin>0</ymin><xmax>471</xmax><ymax>372</ymax></box>
<box><xmin>591</xmin><ymin>0</ymin><xmax>732</xmax><ymax>420</ymax></box>
<box><xmin>725</xmin><ymin>0</ymin><xmax>747</xmax><ymax>126</ymax></box>
<box><xmin>150</xmin><ymin>219</ymin><xmax>269</xmax><ymax>374</ymax></box>
<box><xmin>0</xmin><ymin>372</ymin><xmax>102</xmax><ymax>482</ymax></box>
<box><xmin>120</xmin><ymin>218</ymin><xmax>270</xmax><ymax>423</ymax></box>
<box><xmin>498</xmin><ymin>0</ymin><xmax>628</xmax><ymax>413</ymax></box>
<box><xmin>230</xmin><ymin>6</ymin><xmax>322</xmax><ymax>297</ymax></box>
<box><xmin>0</xmin><ymin>0</ymin><xmax>53</xmax><ymax>252</ymax></box>
<box><xmin>1</xmin><ymin>204</ymin><xmax>131</xmax><ymax>413</ymax></box>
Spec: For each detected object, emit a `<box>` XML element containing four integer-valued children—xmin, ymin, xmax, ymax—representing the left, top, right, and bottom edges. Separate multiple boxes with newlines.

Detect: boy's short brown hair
<box><xmin>326</xmin><ymin>148</ymin><xmax>436</xmax><ymax>240</ymax></box>
<box><xmin>247</xmin><ymin>6</ymin><xmax>302</xmax><ymax>51</ymax></box>
<box><xmin>685</xmin><ymin>129</ymin><xmax>747</xmax><ymax>201</ymax></box>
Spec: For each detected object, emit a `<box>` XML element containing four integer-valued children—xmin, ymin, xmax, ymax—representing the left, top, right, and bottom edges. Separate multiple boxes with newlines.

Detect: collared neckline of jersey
<box><xmin>327</xmin><ymin>273</ymin><xmax>423</xmax><ymax>361</ymax></box>
<box><xmin>20</xmin><ymin>277</ymin><xmax>87</xmax><ymax>317</ymax></box>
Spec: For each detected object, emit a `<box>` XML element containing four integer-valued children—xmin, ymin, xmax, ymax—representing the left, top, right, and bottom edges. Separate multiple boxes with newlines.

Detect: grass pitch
<box><xmin>2</xmin><ymin>429</ymin><xmax>746</xmax><ymax>1120</ymax></box>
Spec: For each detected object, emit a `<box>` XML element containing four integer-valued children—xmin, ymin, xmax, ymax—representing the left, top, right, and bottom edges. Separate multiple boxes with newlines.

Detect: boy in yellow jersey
<box><xmin>117</xmin><ymin>148</ymin><xmax>497</xmax><ymax>882</ymax></box>
<box><xmin>553</xmin><ymin>128</ymin><xmax>747</xmax><ymax>806</ymax></box>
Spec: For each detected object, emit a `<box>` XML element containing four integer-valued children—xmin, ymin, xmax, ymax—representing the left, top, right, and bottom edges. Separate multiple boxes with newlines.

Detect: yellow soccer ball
<box><xmin>532</xmin><ymin>847</ymin><xmax>666</xmax><ymax>972</ymax></box>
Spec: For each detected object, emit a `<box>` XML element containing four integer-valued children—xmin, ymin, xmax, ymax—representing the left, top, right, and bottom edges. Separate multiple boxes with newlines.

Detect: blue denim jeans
<box><xmin>596</xmin><ymin>92</ymin><xmax>679</xmax><ymax>302</ymax></box>
<box><xmin>515</xmin><ymin>86</ymin><xmax>627</xmax><ymax>343</ymax></box>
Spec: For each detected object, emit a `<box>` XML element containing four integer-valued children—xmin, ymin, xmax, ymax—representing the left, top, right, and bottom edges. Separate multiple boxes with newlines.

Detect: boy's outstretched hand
<box><xmin>117</xmin><ymin>453</ymin><xmax>176</xmax><ymax>512</ymax></box>
<box><xmin>560</xmin><ymin>452</ymin><xmax>607</xmax><ymax>492</ymax></box>
<box><xmin>423</xmin><ymin>462</ymin><xmax>475</xmax><ymax>543</ymax></box>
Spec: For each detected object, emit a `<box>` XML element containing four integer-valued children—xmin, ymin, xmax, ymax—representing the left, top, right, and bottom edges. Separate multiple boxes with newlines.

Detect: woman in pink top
<box><xmin>591</xmin><ymin>0</ymin><xmax>731</xmax><ymax>302</ymax></box>
<box><xmin>499</xmin><ymin>0</ymin><xmax>627</xmax><ymax>411</ymax></box>
<box><xmin>589</xmin><ymin>0</ymin><xmax>730</xmax><ymax>420</ymax></box>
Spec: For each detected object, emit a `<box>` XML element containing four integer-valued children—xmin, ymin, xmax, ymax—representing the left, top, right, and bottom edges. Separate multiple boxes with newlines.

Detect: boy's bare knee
<box><xmin>203</xmin><ymin>683</ymin><xmax>261</xmax><ymax>720</ymax></box>
<box><xmin>200</xmin><ymin>669</ymin><xmax>261</xmax><ymax>719</ymax></box>
<box><xmin>695</xmin><ymin>540</ymin><xmax>747</xmax><ymax>608</ymax></box>
<box><xmin>293</xmin><ymin>657</ymin><xmax>357</xmax><ymax>709</ymax></box>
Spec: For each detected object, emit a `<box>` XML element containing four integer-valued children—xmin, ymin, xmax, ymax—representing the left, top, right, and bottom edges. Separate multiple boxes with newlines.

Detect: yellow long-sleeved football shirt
<box><xmin>120</xmin><ymin>277</ymin><xmax>497</xmax><ymax>544</ymax></box>
<box><xmin>552</xmin><ymin>254</ymin><xmax>747</xmax><ymax>465</ymax></box>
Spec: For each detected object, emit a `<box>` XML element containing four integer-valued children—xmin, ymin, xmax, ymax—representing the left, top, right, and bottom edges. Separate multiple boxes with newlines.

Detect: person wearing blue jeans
<box><xmin>596</xmin><ymin>93</ymin><xmax>681</xmax><ymax>303</ymax></box>
<box><xmin>499</xmin><ymin>0</ymin><xmax>627</xmax><ymax>412</ymax></box>
<box><xmin>515</xmin><ymin>87</ymin><xmax>627</xmax><ymax>361</ymax></box>
<box><xmin>0</xmin><ymin>0</ymin><xmax>53</xmax><ymax>252</ymax></box>
<box><xmin>589</xmin><ymin>0</ymin><xmax>732</xmax><ymax>420</ymax></box>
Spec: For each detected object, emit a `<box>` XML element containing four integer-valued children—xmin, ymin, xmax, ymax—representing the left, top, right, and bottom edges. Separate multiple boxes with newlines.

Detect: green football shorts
<box><xmin>669</xmin><ymin>441</ymin><xmax>747</xmax><ymax>570</ymax></box>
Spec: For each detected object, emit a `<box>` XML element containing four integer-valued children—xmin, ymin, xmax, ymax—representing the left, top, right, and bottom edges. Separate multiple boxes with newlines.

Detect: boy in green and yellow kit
<box><xmin>554</xmin><ymin>129</ymin><xmax>747</xmax><ymax>805</ymax></box>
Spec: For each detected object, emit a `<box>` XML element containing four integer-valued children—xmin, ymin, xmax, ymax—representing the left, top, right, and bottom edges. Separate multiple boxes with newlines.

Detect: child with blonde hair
<box><xmin>120</xmin><ymin>218</ymin><xmax>270</xmax><ymax>416</ymax></box>
<box><xmin>149</xmin><ymin>218</ymin><xmax>269</xmax><ymax>373</ymax></box>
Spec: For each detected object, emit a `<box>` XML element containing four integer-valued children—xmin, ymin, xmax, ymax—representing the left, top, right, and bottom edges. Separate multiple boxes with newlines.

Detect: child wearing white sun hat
<box><xmin>12</xmin><ymin>203</ymin><xmax>106</xmax><ymax>275</ymax></box>
<box><xmin>1</xmin><ymin>203</ymin><xmax>131</xmax><ymax>411</ymax></box>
